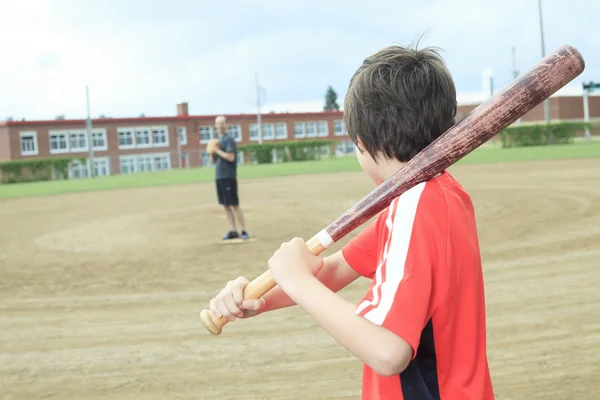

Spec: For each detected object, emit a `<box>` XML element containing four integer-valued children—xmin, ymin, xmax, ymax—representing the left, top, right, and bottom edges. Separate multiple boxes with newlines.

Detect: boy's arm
<box><xmin>209</xmin><ymin>249</ymin><xmax>361</xmax><ymax>322</ymax></box>
<box><xmin>261</xmin><ymin>250</ymin><xmax>360</xmax><ymax>313</ymax></box>
<box><xmin>284</xmin><ymin>276</ymin><xmax>413</xmax><ymax>376</ymax></box>
<box><xmin>267</xmin><ymin>232</ymin><xmax>436</xmax><ymax>377</ymax></box>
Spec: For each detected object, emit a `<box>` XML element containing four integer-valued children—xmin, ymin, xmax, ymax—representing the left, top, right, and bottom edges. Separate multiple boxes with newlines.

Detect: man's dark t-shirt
<box><xmin>213</xmin><ymin>133</ymin><xmax>237</xmax><ymax>180</ymax></box>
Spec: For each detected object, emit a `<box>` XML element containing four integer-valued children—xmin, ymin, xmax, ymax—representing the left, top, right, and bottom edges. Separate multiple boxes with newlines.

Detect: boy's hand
<box><xmin>268</xmin><ymin>237</ymin><xmax>324</xmax><ymax>293</ymax></box>
<box><xmin>209</xmin><ymin>276</ymin><xmax>266</xmax><ymax>322</ymax></box>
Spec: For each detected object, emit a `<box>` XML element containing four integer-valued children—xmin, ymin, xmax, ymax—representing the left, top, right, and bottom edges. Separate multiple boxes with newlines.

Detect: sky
<box><xmin>0</xmin><ymin>0</ymin><xmax>598</xmax><ymax>121</ymax></box>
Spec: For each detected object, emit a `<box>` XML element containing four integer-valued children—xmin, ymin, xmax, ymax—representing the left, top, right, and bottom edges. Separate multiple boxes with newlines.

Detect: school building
<box><xmin>1</xmin><ymin>93</ymin><xmax>599</xmax><ymax>180</ymax></box>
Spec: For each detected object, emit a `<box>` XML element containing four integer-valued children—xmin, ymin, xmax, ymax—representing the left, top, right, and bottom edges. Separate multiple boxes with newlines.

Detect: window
<box><xmin>199</xmin><ymin>126</ymin><xmax>213</xmax><ymax>143</ymax></box>
<box><xmin>180</xmin><ymin>153</ymin><xmax>189</xmax><ymax>168</ymax></box>
<box><xmin>275</xmin><ymin>123</ymin><xmax>287</xmax><ymax>139</ymax></box>
<box><xmin>68</xmin><ymin>160</ymin><xmax>88</xmax><ymax>179</ymax></box>
<box><xmin>336</xmin><ymin>140</ymin><xmax>355</xmax><ymax>155</ymax></box>
<box><xmin>50</xmin><ymin>133</ymin><xmax>68</xmax><ymax>153</ymax></box>
<box><xmin>20</xmin><ymin>131</ymin><xmax>38</xmax><ymax>156</ymax></box>
<box><xmin>294</xmin><ymin>122</ymin><xmax>305</xmax><ymax>138</ymax></box>
<box><xmin>152</xmin><ymin>127</ymin><xmax>168</xmax><ymax>146</ymax></box>
<box><xmin>262</xmin><ymin>124</ymin><xmax>274</xmax><ymax>140</ymax></box>
<box><xmin>249</xmin><ymin>124</ymin><xmax>259</xmax><ymax>141</ymax></box>
<box><xmin>227</xmin><ymin>124</ymin><xmax>242</xmax><ymax>142</ymax></box>
<box><xmin>120</xmin><ymin>157</ymin><xmax>136</xmax><ymax>174</ymax></box>
<box><xmin>154</xmin><ymin>154</ymin><xmax>170</xmax><ymax>170</ymax></box>
<box><xmin>317</xmin><ymin>121</ymin><xmax>328</xmax><ymax>137</ymax></box>
<box><xmin>135</xmin><ymin>128</ymin><xmax>151</xmax><ymax>147</ymax></box>
<box><xmin>118</xmin><ymin>126</ymin><xmax>168</xmax><ymax>149</ymax></box>
<box><xmin>178</xmin><ymin>127</ymin><xmax>187</xmax><ymax>145</ymax></box>
<box><xmin>92</xmin><ymin>130</ymin><xmax>107</xmax><ymax>150</ymax></box>
<box><xmin>118</xmin><ymin>129</ymin><xmax>134</xmax><ymax>148</ymax></box>
<box><xmin>120</xmin><ymin>153</ymin><xmax>171</xmax><ymax>174</ymax></box>
<box><xmin>69</xmin><ymin>132</ymin><xmax>88</xmax><ymax>152</ymax></box>
<box><xmin>93</xmin><ymin>158</ymin><xmax>110</xmax><ymax>176</ymax></box>
<box><xmin>334</xmin><ymin>120</ymin><xmax>346</xmax><ymax>136</ymax></box>
<box><xmin>137</xmin><ymin>156</ymin><xmax>153</xmax><ymax>172</ymax></box>
<box><xmin>50</xmin><ymin>129</ymin><xmax>106</xmax><ymax>154</ymax></box>
<box><xmin>305</xmin><ymin>122</ymin><xmax>317</xmax><ymax>137</ymax></box>
<box><xmin>201</xmin><ymin>152</ymin><xmax>212</xmax><ymax>166</ymax></box>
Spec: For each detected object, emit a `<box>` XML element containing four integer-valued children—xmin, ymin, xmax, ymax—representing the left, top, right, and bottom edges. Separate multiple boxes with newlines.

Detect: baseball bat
<box><xmin>200</xmin><ymin>44</ymin><xmax>585</xmax><ymax>335</ymax></box>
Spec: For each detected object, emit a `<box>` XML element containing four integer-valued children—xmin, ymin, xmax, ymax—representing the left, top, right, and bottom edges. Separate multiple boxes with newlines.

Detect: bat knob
<box><xmin>200</xmin><ymin>309</ymin><xmax>224</xmax><ymax>335</ymax></box>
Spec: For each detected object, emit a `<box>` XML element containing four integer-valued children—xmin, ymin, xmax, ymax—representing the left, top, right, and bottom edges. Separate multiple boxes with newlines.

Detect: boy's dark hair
<box><xmin>344</xmin><ymin>45</ymin><xmax>457</xmax><ymax>162</ymax></box>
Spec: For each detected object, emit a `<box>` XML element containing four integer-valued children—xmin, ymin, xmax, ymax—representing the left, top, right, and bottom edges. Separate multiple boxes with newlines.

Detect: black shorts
<box><xmin>216</xmin><ymin>178</ymin><xmax>239</xmax><ymax>206</ymax></box>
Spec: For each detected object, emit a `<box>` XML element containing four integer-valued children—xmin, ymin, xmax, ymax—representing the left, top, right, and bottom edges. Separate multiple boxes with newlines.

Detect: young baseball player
<box><xmin>208</xmin><ymin>45</ymin><xmax>494</xmax><ymax>399</ymax></box>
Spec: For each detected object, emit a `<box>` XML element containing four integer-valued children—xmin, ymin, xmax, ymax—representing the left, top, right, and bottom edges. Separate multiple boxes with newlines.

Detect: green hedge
<box><xmin>0</xmin><ymin>157</ymin><xmax>85</xmax><ymax>184</ymax></box>
<box><xmin>497</xmin><ymin>122</ymin><xmax>591</xmax><ymax>148</ymax></box>
<box><xmin>239</xmin><ymin>140</ymin><xmax>337</xmax><ymax>164</ymax></box>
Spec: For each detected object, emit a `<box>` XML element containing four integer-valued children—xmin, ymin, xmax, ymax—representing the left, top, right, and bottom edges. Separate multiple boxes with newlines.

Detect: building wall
<box><xmin>457</xmin><ymin>95</ymin><xmax>600</xmax><ymax>125</ymax></box>
<box><xmin>0</xmin><ymin>126</ymin><xmax>10</xmax><ymax>161</ymax></box>
<box><xmin>2</xmin><ymin>110</ymin><xmax>349</xmax><ymax>176</ymax></box>
<box><xmin>2</xmin><ymin>95</ymin><xmax>598</xmax><ymax>180</ymax></box>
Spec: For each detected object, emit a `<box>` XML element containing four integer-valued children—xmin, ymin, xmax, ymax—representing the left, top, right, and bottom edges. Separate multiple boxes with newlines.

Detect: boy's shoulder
<box><xmin>372</xmin><ymin>171</ymin><xmax>472</xmax><ymax>236</ymax></box>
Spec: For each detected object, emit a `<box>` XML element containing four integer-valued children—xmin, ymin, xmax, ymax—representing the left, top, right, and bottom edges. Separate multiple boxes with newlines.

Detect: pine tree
<box><xmin>323</xmin><ymin>86</ymin><xmax>340</xmax><ymax>111</ymax></box>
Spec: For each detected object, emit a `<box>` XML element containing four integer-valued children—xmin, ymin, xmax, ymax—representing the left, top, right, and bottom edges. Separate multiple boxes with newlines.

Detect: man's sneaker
<box><xmin>223</xmin><ymin>231</ymin><xmax>239</xmax><ymax>240</ymax></box>
<box><xmin>241</xmin><ymin>231</ymin><xmax>250</xmax><ymax>240</ymax></box>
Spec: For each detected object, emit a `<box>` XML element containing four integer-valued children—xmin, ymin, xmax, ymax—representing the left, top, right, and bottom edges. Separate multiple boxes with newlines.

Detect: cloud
<box><xmin>0</xmin><ymin>0</ymin><xmax>596</xmax><ymax>121</ymax></box>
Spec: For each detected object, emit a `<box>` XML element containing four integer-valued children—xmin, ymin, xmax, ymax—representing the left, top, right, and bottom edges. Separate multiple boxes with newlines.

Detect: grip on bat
<box><xmin>200</xmin><ymin>235</ymin><xmax>328</xmax><ymax>335</ymax></box>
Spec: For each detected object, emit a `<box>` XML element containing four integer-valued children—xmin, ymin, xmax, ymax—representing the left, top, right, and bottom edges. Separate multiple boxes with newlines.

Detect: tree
<box><xmin>323</xmin><ymin>86</ymin><xmax>340</xmax><ymax>111</ymax></box>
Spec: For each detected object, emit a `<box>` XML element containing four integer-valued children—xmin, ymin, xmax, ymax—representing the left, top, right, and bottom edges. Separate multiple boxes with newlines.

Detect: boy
<box><xmin>208</xmin><ymin>45</ymin><xmax>494</xmax><ymax>399</ymax></box>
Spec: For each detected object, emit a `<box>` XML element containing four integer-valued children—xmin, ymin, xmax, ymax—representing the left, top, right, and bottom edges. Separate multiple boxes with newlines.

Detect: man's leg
<box><xmin>232</xmin><ymin>206</ymin><xmax>246</xmax><ymax>232</ymax></box>
<box><xmin>224</xmin><ymin>206</ymin><xmax>238</xmax><ymax>232</ymax></box>
<box><xmin>230</xmin><ymin>179</ymin><xmax>249</xmax><ymax>239</ymax></box>
<box><xmin>217</xmin><ymin>179</ymin><xmax>239</xmax><ymax>240</ymax></box>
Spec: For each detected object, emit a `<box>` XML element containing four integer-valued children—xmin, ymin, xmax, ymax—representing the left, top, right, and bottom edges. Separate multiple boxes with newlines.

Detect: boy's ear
<box><xmin>356</xmin><ymin>137</ymin><xmax>365</xmax><ymax>151</ymax></box>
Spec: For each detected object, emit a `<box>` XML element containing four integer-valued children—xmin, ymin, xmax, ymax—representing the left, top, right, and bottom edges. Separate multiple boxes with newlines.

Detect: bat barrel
<box><xmin>321</xmin><ymin>44</ymin><xmax>585</xmax><ymax>244</ymax></box>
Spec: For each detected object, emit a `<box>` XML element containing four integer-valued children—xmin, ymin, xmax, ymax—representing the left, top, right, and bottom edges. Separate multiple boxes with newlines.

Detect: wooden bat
<box><xmin>200</xmin><ymin>44</ymin><xmax>585</xmax><ymax>335</ymax></box>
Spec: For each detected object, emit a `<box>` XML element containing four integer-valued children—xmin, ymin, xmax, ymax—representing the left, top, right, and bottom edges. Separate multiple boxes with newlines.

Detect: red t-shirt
<box><xmin>342</xmin><ymin>171</ymin><xmax>494</xmax><ymax>400</ymax></box>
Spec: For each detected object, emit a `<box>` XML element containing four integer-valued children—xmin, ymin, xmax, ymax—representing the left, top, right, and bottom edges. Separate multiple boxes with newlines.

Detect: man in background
<box><xmin>208</xmin><ymin>115</ymin><xmax>249</xmax><ymax>240</ymax></box>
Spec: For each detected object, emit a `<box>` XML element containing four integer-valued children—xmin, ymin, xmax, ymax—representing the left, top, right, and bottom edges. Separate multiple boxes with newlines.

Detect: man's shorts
<box><xmin>216</xmin><ymin>178</ymin><xmax>239</xmax><ymax>206</ymax></box>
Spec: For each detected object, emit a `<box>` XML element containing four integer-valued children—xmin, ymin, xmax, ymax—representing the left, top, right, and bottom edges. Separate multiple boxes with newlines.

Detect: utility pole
<box><xmin>256</xmin><ymin>74</ymin><xmax>263</xmax><ymax>144</ymax></box>
<box><xmin>177</xmin><ymin>128</ymin><xmax>182</xmax><ymax>169</ymax></box>
<box><xmin>86</xmin><ymin>85</ymin><xmax>94</xmax><ymax>178</ymax></box>
<box><xmin>512</xmin><ymin>46</ymin><xmax>521</xmax><ymax>125</ymax></box>
<box><xmin>538</xmin><ymin>0</ymin><xmax>551</xmax><ymax>124</ymax></box>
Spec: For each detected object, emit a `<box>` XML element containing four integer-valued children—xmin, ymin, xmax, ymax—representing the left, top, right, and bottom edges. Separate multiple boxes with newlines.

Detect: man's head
<box><xmin>344</xmin><ymin>45</ymin><xmax>457</xmax><ymax>173</ymax></box>
<box><xmin>215</xmin><ymin>115</ymin><xmax>228</xmax><ymax>136</ymax></box>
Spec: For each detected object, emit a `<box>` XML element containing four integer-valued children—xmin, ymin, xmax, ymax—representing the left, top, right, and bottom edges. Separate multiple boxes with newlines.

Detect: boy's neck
<box><xmin>376</xmin><ymin>157</ymin><xmax>406</xmax><ymax>184</ymax></box>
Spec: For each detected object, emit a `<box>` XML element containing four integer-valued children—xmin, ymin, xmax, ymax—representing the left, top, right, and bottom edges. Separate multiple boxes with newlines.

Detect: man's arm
<box><xmin>261</xmin><ymin>250</ymin><xmax>360</xmax><ymax>313</ymax></box>
<box><xmin>214</xmin><ymin>137</ymin><xmax>236</xmax><ymax>162</ymax></box>
<box><xmin>214</xmin><ymin>147</ymin><xmax>235</xmax><ymax>162</ymax></box>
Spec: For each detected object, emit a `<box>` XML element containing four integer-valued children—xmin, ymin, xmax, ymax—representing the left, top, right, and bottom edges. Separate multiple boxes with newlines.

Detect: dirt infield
<box><xmin>1</xmin><ymin>158</ymin><xmax>600</xmax><ymax>400</ymax></box>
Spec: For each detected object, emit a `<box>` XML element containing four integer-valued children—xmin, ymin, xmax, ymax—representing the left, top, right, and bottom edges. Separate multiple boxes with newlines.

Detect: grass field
<box><xmin>1</xmin><ymin>141</ymin><xmax>599</xmax><ymax>200</ymax></box>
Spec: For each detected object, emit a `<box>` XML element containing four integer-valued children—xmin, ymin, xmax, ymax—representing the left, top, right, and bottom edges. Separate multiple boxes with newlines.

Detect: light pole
<box><xmin>256</xmin><ymin>74</ymin><xmax>263</xmax><ymax>144</ymax></box>
<box><xmin>86</xmin><ymin>85</ymin><xmax>94</xmax><ymax>178</ymax></box>
<box><xmin>539</xmin><ymin>0</ymin><xmax>551</xmax><ymax>124</ymax></box>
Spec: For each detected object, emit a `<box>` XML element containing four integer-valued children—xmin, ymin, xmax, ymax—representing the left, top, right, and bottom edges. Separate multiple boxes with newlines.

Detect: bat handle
<box><xmin>200</xmin><ymin>235</ymin><xmax>329</xmax><ymax>335</ymax></box>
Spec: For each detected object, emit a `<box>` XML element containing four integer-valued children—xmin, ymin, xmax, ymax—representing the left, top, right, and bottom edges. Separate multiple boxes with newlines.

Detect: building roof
<box><xmin>0</xmin><ymin>110</ymin><xmax>344</xmax><ymax>127</ymax></box>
